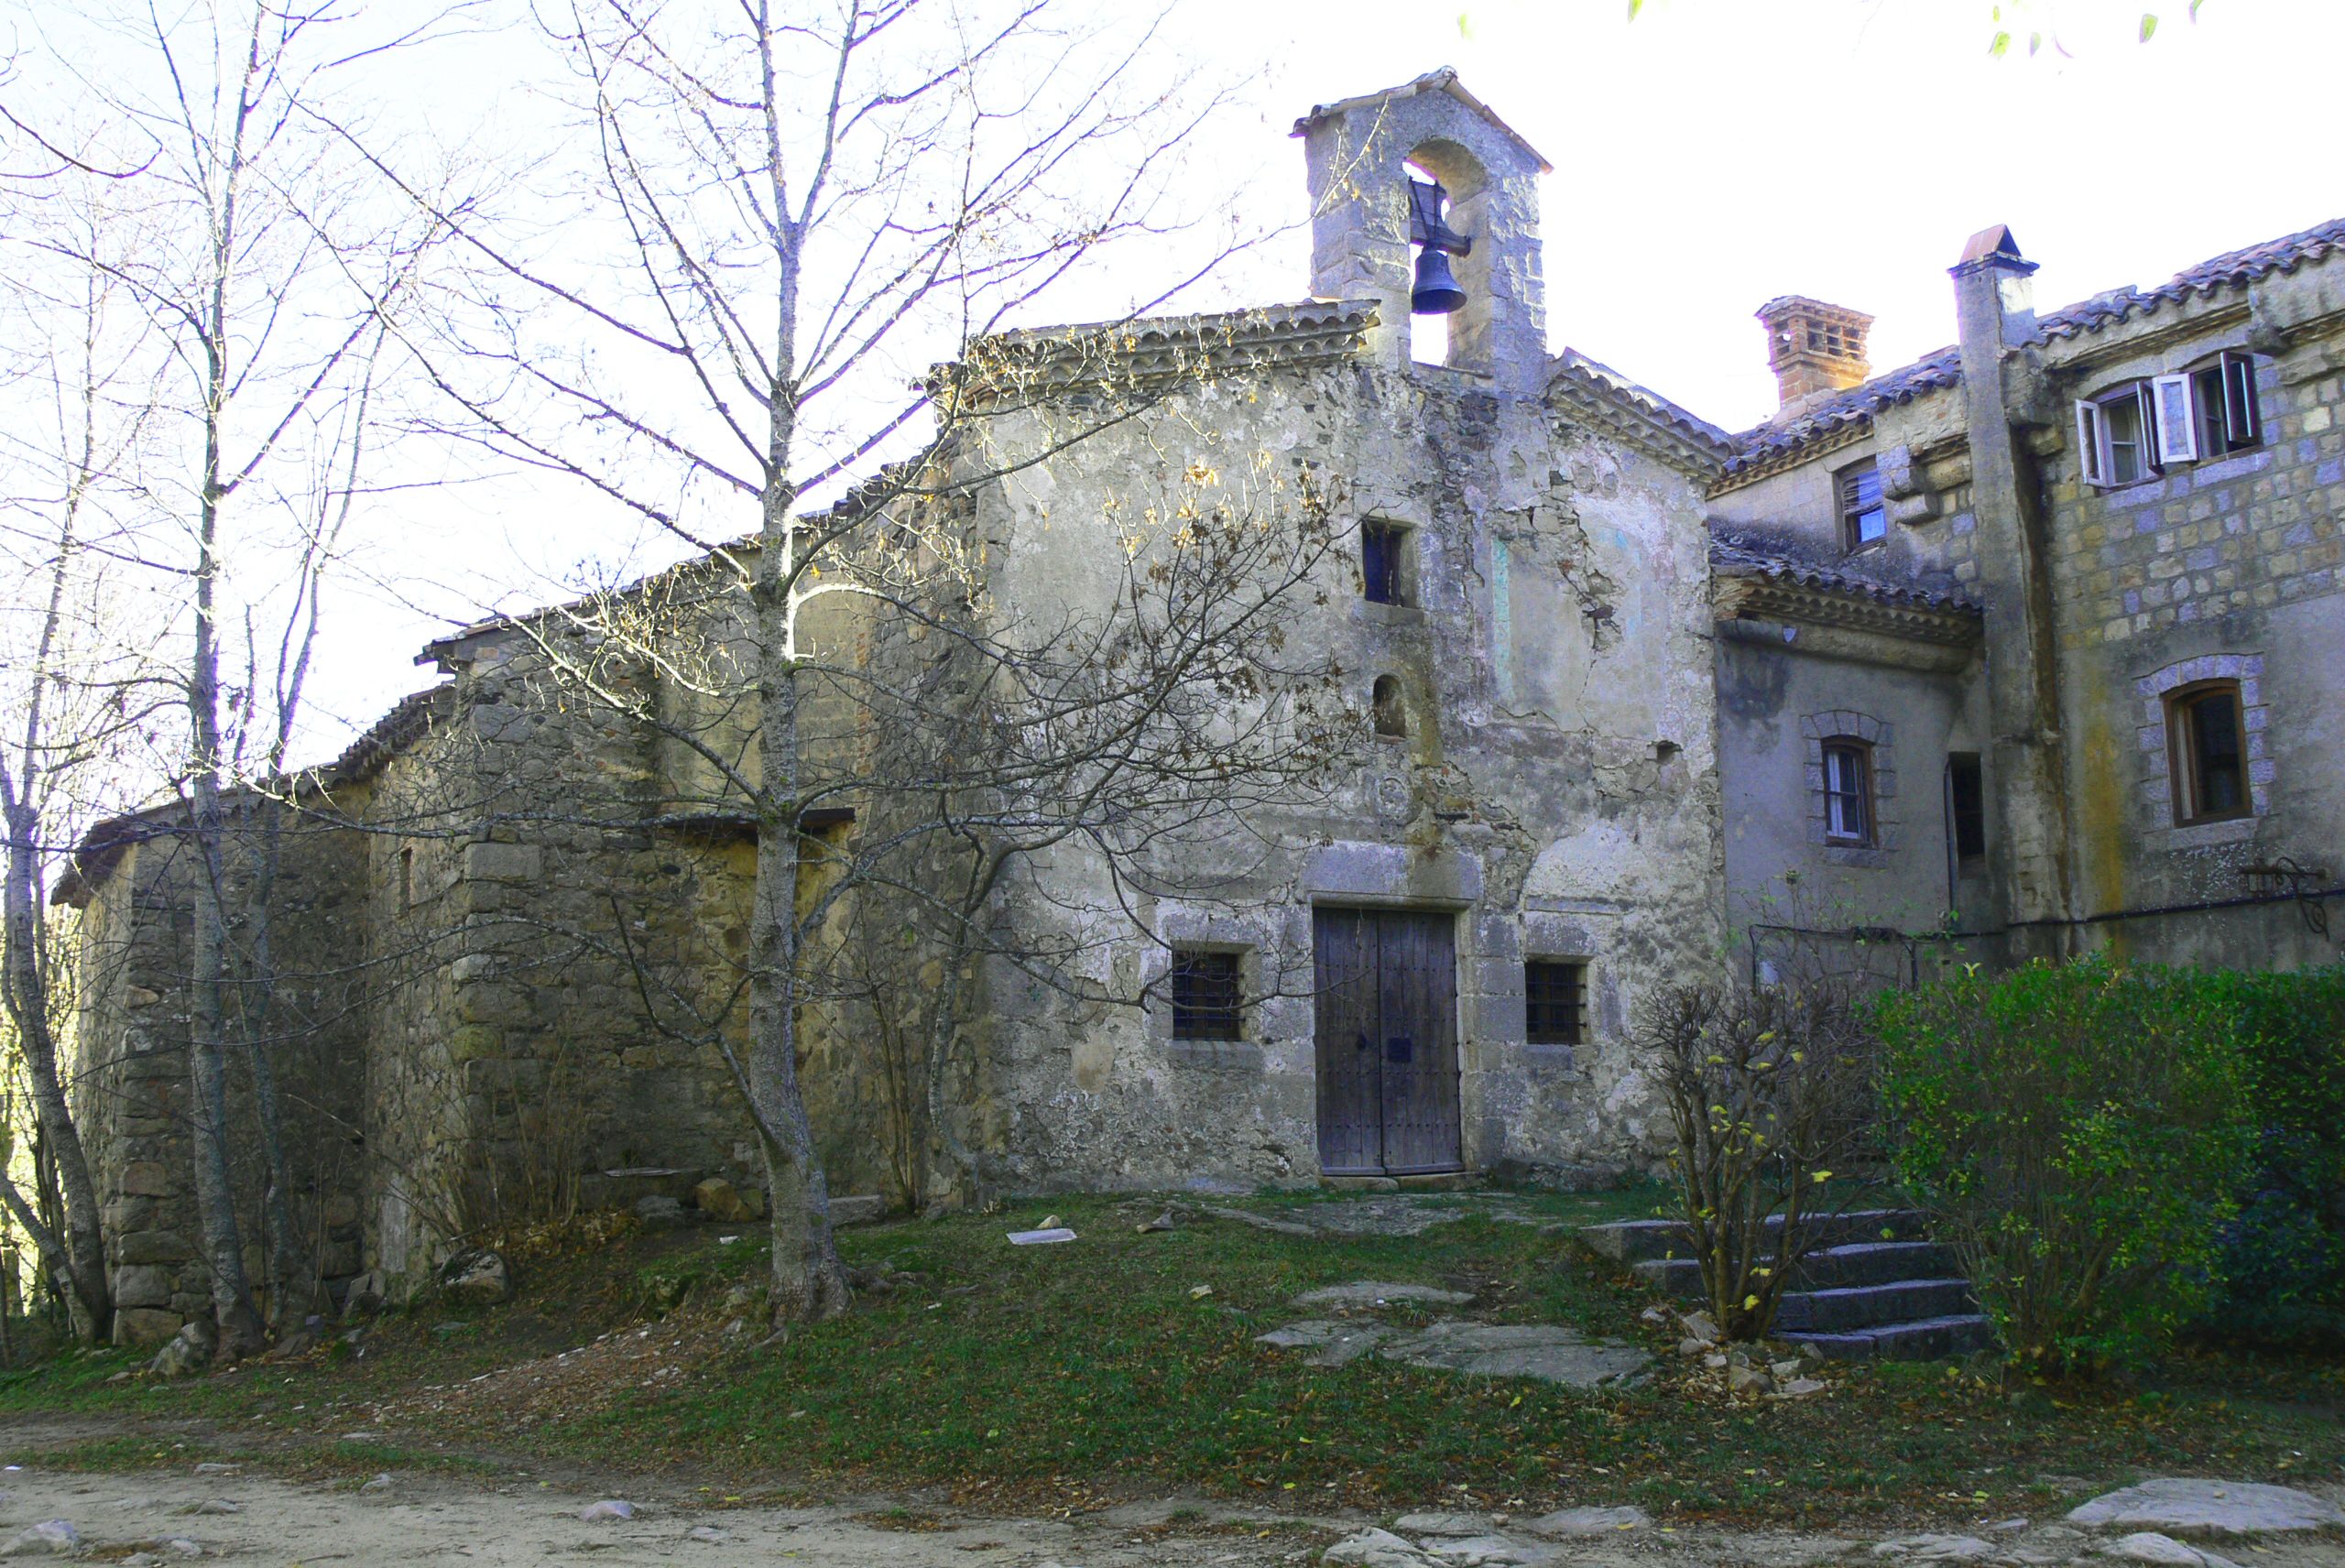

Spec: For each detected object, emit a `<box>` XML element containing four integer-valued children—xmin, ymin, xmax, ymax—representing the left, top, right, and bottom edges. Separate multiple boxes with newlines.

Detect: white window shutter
<box><xmin>2136</xmin><ymin>384</ymin><xmax>2165</xmax><ymax>474</ymax></box>
<box><xmin>2075</xmin><ymin>398</ymin><xmax>2107</xmax><ymax>486</ymax></box>
<box><xmin>2153</xmin><ymin>375</ymin><xmax>2198</xmax><ymax>464</ymax></box>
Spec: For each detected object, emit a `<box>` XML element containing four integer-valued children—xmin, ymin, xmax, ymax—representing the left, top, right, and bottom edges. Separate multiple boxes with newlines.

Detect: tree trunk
<box><xmin>0</xmin><ymin>802</ymin><xmax>110</xmax><ymax>1343</ymax></box>
<box><xmin>186</xmin><ymin>415</ymin><xmax>266</xmax><ymax>1359</ymax></box>
<box><xmin>750</xmin><ymin>542</ymin><xmax>851</xmax><ymax>1329</ymax></box>
<box><xmin>241</xmin><ymin>811</ymin><xmax>316</xmax><ymax>1329</ymax></box>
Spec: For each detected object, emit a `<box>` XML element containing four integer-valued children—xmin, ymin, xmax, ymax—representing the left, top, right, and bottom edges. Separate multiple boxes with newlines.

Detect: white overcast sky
<box><xmin>153</xmin><ymin>0</ymin><xmax>2345</xmax><ymax>756</ymax></box>
<box><xmin>1179</xmin><ymin>0</ymin><xmax>2345</xmax><ymax>432</ymax></box>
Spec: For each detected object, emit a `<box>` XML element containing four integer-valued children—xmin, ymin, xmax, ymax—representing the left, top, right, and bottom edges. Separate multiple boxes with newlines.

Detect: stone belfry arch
<box><xmin>1292</xmin><ymin>69</ymin><xmax>1552</xmax><ymax>389</ymax></box>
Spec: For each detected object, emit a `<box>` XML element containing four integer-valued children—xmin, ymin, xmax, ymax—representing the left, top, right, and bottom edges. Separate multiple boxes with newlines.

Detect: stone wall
<box><xmin>68</xmin><ymin>800</ymin><xmax>371</xmax><ymax>1343</ymax></box>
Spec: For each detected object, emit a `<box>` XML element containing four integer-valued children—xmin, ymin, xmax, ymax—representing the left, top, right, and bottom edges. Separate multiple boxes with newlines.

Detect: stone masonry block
<box><xmin>113</xmin><ymin>1264</ymin><xmax>172</xmax><ymax>1309</ymax></box>
<box><xmin>119</xmin><ymin>1160</ymin><xmax>173</xmax><ymax>1198</ymax></box>
<box><xmin>463</xmin><ymin>842</ymin><xmax>544</xmax><ymax>883</ymax></box>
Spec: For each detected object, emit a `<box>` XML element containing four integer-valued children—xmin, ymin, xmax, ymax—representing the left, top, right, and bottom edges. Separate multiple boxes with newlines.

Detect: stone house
<box><xmin>55</xmin><ymin>71</ymin><xmax>2345</xmax><ymax>1338</ymax></box>
<box><xmin>1709</xmin><ymin>217</ymin><xmax>2345</xmax><ymax>982</ymax></box>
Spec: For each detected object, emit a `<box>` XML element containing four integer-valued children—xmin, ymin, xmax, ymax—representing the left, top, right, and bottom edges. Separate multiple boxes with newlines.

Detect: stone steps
<box><xmin>1778</xmin><ymin>1312</ymin><xmax>1998</xmax><ymax>1362</ymax></box>
<box><xmin>1631</xmin><ymin>1238</ymin><xmax>1953</xmax><ymax>1294</ymax></box>
<box><xmin>1771</xmin><ymin>1278</ymin><xmax>1977</xmax><ymax>1334</ymax></box>
<box><xmin>1580</xmin><ymin>1207</ymin><xmax>1994</xmax><ymax>1362</ymax></box>
<box><xmin>1580</xmin><ymin>1207</ymin><xmax>1925</xmax><ymax>1264</ymax></box>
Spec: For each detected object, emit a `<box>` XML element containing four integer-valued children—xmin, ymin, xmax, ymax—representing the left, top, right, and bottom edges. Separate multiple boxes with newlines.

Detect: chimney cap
<box><xmin>1953</xmin><ymin>223</ymin><xmax>2038</xmax><ymax>276</ymax></box>
<box><xmin>1755</xmin><ymin>296</ymin><xmax>1876</xmax><ymax>331</ymax></box>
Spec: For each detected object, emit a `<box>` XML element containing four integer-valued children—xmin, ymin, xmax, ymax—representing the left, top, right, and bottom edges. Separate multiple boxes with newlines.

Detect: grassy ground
<box><xmin>1</xmin><ymin>1185</ymin><xmax>2339</xmax><ymax>1529</ymax></box>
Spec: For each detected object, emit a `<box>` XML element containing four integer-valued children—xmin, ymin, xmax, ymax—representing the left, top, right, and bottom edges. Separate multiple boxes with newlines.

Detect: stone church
<box><xmin>60</xmin><ymin>72</ymin><xmax>2345</xmax><ymax>1338</ymax></box>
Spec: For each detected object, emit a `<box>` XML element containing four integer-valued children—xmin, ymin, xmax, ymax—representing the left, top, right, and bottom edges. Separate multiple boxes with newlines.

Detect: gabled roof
<box><xmin>1291</xmin><ymin>69</ymin><xmax>1552</xmax><ymax>174</ymax></box>
<box><xmin>1547</xmin><ymin>349</ymin><xmax>1735</xmax><ymax>476</ymax></box>
<box><xmin>1720</xmin><ymin>213</ymin><xmax>2345</xmax><ymax>480</ymax></box>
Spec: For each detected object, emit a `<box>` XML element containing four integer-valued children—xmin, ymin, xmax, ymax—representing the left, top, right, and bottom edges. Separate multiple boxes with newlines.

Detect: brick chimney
<box><xmin>1755</xmin><ymin>296</ymin><xmax>1874</xmax><ymax>408</ymax></box>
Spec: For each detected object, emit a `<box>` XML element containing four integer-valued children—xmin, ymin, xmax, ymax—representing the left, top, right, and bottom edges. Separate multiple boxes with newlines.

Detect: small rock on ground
<box><xmin>2067</xmin><ymin>1480</ymin><xmax>2345</xmax><ymax>1538</ymax></box>
<box><xmin>0</xmin><ymin>1520</ymin><xmax>82</xmax><ymax>1556</ymax></box>
<box><xmin>1323</xmin><ymin>1527</ymin><xmax>1438</xmax><ymax>1567</ymax></box>
<box><xmin>1873</xmin><ymin>1534</ymin><xmax>1994</xmax><ymax>1561</ymax></box>
<box><xmin>1391</xmin><ymin>1511</ymin><xmax>1491</xmax><ymax>1536</ymax></box>
<box><xmin>437</xmin><ymin>1247</ymin><xmax>512</xmax><ymax>1306</ymax></box>
<box><xmin>581</xmin><ymin>1499</ymin><xmax>637</xmax><ymax>1521</ymax></box>
<box><xmin>687</xmin><ymin>1524</ymin><xmax>725</xmax><ymax>1542</ymax></box>
<box><xmin>1526</xmin><ymin>1505</ymin><xmax>1649</xmax><ymax>1537</ymax></box>
<box><xmin>2098</xmin><ymin>1533</ymin><xmax>2245</xmax><ymax>1568</ymax></box>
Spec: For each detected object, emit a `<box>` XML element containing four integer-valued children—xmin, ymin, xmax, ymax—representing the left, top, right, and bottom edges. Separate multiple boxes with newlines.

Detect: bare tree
<box><xmin>0</xmin><ymin>211</ymin><xmax>176</xmax><ymax>1341</ymax></box>
<box><xmin>344</xmin><ymin>0</ymin><xmax>1269</xmax><ymax>1327</ymax></box>
<box><xmin>2</xmin><ymin>0</ymin><xmax>470</xmax><ymax>1356</ymax></box>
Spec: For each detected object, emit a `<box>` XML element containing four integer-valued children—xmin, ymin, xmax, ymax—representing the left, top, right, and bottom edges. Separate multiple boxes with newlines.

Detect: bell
<box><xmin>1411</xmin><ymin>246</ymin><xmax>1467</xmax><ymax>315</ymax></box>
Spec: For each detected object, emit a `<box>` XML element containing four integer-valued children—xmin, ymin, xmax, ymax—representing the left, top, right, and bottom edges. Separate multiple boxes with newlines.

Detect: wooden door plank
<box><xmin>1314</xmin><ymin>908</ymin><xmax>1382</xmax><ymax>1174</ymax></box>
<box><xmin>1379</xmin><ymin>910</ymin><xmax>1462</xmax><ymax>1173</ymax></box>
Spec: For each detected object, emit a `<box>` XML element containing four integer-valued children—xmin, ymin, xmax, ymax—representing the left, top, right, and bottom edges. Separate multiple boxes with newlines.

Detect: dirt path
<box><xmin>0</xmin><ymin>1459</ymin><xmax>1338</xmax><ymax>1565</ymax></box>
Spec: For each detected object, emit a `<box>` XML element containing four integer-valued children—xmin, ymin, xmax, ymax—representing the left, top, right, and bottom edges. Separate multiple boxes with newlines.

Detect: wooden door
<box><xmin>1313</xmin><ymin>908</ymin><xmax>1461</xmax><ymax>1175</ymax></box>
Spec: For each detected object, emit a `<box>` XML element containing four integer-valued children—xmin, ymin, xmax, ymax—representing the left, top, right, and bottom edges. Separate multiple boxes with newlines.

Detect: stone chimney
<box><xmin>1755</xmin><ymin>296</ymin><xmax>1874</xmax><ymax>408</ymax></box>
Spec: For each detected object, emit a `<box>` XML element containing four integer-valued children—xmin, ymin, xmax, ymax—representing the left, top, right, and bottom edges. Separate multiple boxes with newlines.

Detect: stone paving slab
<box><xmin>1294</xmin><ymin>1281</ymin><xmax>1475</xmax><ymax>1309</ymax></box>
<box><xmin>1206</xmin><ymin>1198</ymin><xmax>1474</xmax><ymax>1237</ymax></box>
<box><xmin>1257</xmin><ymin>1316</ymin><xmax>1651</xmax><ymax>1388</ymax></box>
<box><xmin>2066</xmin><ymin>1479</ymin><xmax>2345</xmax><ymax>1538</ymax></box>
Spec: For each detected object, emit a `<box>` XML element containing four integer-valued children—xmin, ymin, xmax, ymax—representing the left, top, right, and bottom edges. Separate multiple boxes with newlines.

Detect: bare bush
<box><xmin>1639</xmin><ymin>982</ymin><xmax>1876</xmax><ymax>1342</ymax></box>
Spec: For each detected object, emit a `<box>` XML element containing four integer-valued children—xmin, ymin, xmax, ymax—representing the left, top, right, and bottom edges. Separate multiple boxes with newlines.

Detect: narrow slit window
<box><xmin>1523</xmin><ymin>960</ymin><xmax>1585</xmax><ymax>1046</ymax></box>
<box><xmin>1838</xmin><ymin>461</ymin><xmax>1887</xmax><ymax>551</ymax></box>
<box><xmin>1946</xmin><ymin>753</ymin><xmax>1986</xmax><ymax>866</ymax></box>
<box><xmin>1170</xmin><ymin>949</ymin><xmax>1243</xmax><ymax>1040</ymax></box>
<box><xmin>1822</xmin><ymin>739</ymin><xmax>1872</xmax><ymax>845</ymax></box>
<box><xmin>2167</xmin><ymin>681</ymin><xmax>2250</xmax><ymax>825</ymax></box>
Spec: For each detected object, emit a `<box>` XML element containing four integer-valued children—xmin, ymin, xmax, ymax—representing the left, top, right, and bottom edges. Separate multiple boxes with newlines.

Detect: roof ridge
<box><xmin>1722</xmin><ymin>212</ymin><xmax>2345</xmax><ymax>476</ymax></box>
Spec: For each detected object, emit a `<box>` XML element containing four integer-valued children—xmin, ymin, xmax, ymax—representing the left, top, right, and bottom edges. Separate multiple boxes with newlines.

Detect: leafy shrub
<box><xmin>2194</xmin><ymin>967</ymin><xmax>2345</xmax><ymax>1345</ymax></box>
<box><xmin>1876</xmin><ymin>957</ymin><xmax>2256</xmax><ymax>1375</ymax></box>
<box><xmin>1640</xmin><ymin>982</ymin><xmax>1875</xmax><ymax>1342</ymax></box>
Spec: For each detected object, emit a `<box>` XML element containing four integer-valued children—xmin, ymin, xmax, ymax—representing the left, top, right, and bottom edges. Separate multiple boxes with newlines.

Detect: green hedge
<box><xmin>2194</xmin><ymin>966</ymin><xmax>2345</xmax><ymax>1346</ymax></box>
<box><xmin>1876</xmin><ymin>957</ymin><xmax>2258</xmax><ymax>1374</ymax></box>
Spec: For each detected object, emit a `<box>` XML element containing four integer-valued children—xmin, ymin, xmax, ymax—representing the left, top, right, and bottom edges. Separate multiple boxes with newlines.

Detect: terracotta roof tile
<box><xmin>1709</xmin><ymin>525</ymin><xmax>1981</xmax><ymax>615</ymax></box>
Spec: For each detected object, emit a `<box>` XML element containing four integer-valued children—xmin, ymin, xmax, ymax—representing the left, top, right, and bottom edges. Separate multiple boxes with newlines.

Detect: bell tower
<box><xmin>1292</xmin><ymin>70</ymin><xmax>1551</xmax><ymax>387</ymax></box>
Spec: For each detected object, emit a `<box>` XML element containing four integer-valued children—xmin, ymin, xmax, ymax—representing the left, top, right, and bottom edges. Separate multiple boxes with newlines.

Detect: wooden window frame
<box><xmin>1523</xmin><ymin>959</ymin><xmax>1586</xmax><ymax>1046</ymax></box>
<box><xmin>1821</xmin><ymin>737</ymin><xmax>1874</xmax><ymax>846</ymax></box>
<box><xmin>1838</xmin><ymin>460</ymin><xmax>1887</xmax><ymax>552</ymax></box>
<box><xmin>2189</xmin><ymin>351</ymin><xmax>2263</xmax><ymax>460</ymax></box>
<box><xmin>2165</xmin><ymin>680</ymin><xmax>2252</xmax><ymax>827</ymax></box>
<box><xmin>1170</xmin><ymin>948</ymin><xmax>1245</xmax><ymax>1041</ymax></box>
<box><xmin>2080</xmin><ymin>354</ymin><xmax>2260</xmax><ymax>487</ymax></box>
